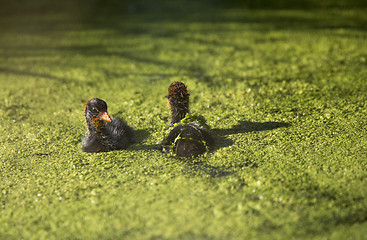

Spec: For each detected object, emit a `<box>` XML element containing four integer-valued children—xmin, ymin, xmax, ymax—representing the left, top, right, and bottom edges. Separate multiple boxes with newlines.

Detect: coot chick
<box><xmin>82</xmin><ymin>98</ymin><xmax>135</xmax><ymax>153</ymax></box>
<box><xmin>162</xmin><ymin>82</ymin><xmax>214</xmax><ymax>157</ymax></box>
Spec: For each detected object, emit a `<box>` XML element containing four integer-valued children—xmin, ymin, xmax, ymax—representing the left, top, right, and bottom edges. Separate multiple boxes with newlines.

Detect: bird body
<box><xmin>82</xmin><ymin>98</ymin><xmax>135</xmax><ymax>153</ymax></box>
<box><xmin>162</xmin><ymin>114</ymin><xmax>214</xmax><ymax>157</ymax></box>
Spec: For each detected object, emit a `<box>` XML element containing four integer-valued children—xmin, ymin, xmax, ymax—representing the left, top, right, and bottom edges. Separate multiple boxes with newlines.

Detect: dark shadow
<box><xmin>211</xmin><ymin>135</ymin><xmax>235</xmax><ymax>151</ymax></box>
<box><xmin>181</xmin><ymin>161</ymin><xmax>233</xmax><ymax>177</ymax></box>
<box><xmin>122</xmin><ymin>121</ymin><xmax>290</xmax><ymax>155</ymax></box>
<box><xmin>1</xmin><ymin>1</ymin><xmax>365</xmax><ymax>91</ymax></box>
<box><xmin>129</xmin><ymin>143</ymin><xmax>161</xmax><ymax>152</ymax></box>
<box><xmin>180</xmin><ymin>157</ymin><xmax>258</xmax><ymax>177</ymax></box>
<box><xmin>0</xmin><ymin>67</ymin><xmax>75</xmax><ymax>84</ymax></box>
<box><xmin>127</xmin><ymin>129</ymin><xmax>165</xmax><ymax>152</ymax></box>
<box><xmin>78</xmin><ymin>0</ymin><xmax>367</xmax><ymax>32</ymax></box>
<box><xmin>153</xmin><ymin>121</ymin><xmax>290</xmax><ymax>158</ymax></box>
<box><xmin>133</xmin><ymin>129</ymin><xmax>150</xmax><ymax>143</ymax></box>
<box><xmin>210</xmin><ymin>120</ymin><xmax>291</xmax><ymax>150</ymax></box>
<box><xmin>3</xmin><ymin>102</ymin><xmax>32</xmax><ymax>121</ymax></box>
<box><xmin>213</xmin><ymin>121</ymin><xmax>291</xmax><ymax>136</ymax></box>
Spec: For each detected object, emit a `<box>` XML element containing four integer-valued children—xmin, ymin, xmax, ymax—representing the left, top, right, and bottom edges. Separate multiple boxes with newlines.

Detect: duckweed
<box><xmin>1</xmin><ymin>0</ymin><xmax>367</xmax><ymax>239</ymax></box>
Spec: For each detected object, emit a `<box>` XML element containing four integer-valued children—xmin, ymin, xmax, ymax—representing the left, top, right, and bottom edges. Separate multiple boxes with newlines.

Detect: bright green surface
<box><xmin>1</xmin><ymin>1</ymin><xmax>367</xmax><ymax>239</ymax></box>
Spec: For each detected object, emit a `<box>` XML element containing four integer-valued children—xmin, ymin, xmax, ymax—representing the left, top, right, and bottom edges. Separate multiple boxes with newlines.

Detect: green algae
<box><xmin>1</xmin><ymin>1</ymin><xmax>367</xmax><ymax>239</ymax></box>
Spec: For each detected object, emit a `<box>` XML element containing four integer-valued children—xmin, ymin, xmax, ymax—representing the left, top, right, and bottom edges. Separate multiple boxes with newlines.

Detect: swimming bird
<box><xmin>162</xmin><ymin>82</ymin><xmax>214</xmax><ymax>157</ymax></box>
<box><xmin>82</xmin><ymin>98</ymin><xmax>135</xmax><ymax>153</ymax></box>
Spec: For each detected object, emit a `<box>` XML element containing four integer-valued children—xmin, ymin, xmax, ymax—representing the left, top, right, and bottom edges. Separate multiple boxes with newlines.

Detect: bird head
<box><xmin>84</xmin><ymin>98</ymin><xmax>112</xmax><ymax>131</ymax></box>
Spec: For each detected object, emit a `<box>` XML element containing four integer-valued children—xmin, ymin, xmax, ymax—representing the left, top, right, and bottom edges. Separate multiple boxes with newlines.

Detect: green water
<box><xmin>1</xmin><ymin>1</ymin><xmax>367</xmax><ymax>239</ymax></box>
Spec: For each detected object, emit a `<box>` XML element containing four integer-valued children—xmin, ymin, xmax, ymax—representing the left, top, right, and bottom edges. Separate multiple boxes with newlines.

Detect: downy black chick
<box><xmin>82</xmin><ymin>98</ymin><xmax>135</xmax><ymax>153</ymax></box>
<box><xmin>162</xmin><ymin>82</ymin><xmax>214</xmax><ymax>157</ymax></box>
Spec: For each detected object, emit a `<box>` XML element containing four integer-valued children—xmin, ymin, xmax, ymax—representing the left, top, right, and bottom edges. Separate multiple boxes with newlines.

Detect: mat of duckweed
<box><xmin>1</xmin><ymin>1</ymin><xmax>367</xmax><ymax>239</ymax></box>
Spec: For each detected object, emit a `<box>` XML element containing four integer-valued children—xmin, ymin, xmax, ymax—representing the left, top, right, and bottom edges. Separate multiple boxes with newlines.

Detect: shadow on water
<box><xmin>128</xmin><ymin>129</ymin><xmax>163</xmax><ymax>152</ymax></box>
<box><xmin>0</xmin><ymin>67</ymin><xmax>73</xmax><ymax>84</ymax></box>
<box><xmin>1</xmin><ymin>1</ymin><xmax>366</xmax><ymax>86</ymax></box>
<box><xmin>162</xmin><ymin>120</ymin><xmax>290</xmax><ymax>177</ymax></box>
<box><xmin>133</xmin><ymin>129</ymin><xmax>150</xmax><ymax>143</ymax></box>
<box><xmin>213</xmin><ymin>120</ymin><xmax>291</xmax><ymax>136</ymax></box>
<box><xmin>128</xmin><ymin>129</ymin><xmax>162</xmax><ymax>152</ymax></box>
<box><xmin>178</xmin><ymin>154</ymin><xmax>259</xmax><ymax>177</ymax></box>
<box><xmin>212</xmin><ymin>120</ymin><xmax>291</xmax><ymax>149</ymax></box>
<box><xmin>80</xmin><ymin>0</ymin><xmax>367</xmax><ymax>32</ymax></box>
<box><xmin>181</xmin><ymin>161</ymin><xmax>233</xmax><ymax>177</ymax></box>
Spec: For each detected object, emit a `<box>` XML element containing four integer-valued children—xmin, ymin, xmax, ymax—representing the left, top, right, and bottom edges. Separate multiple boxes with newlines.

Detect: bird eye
<box><xmin>91</xmin><ymin>108</ymin><xmax>99</xmax><ymax>114</ymax></box>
